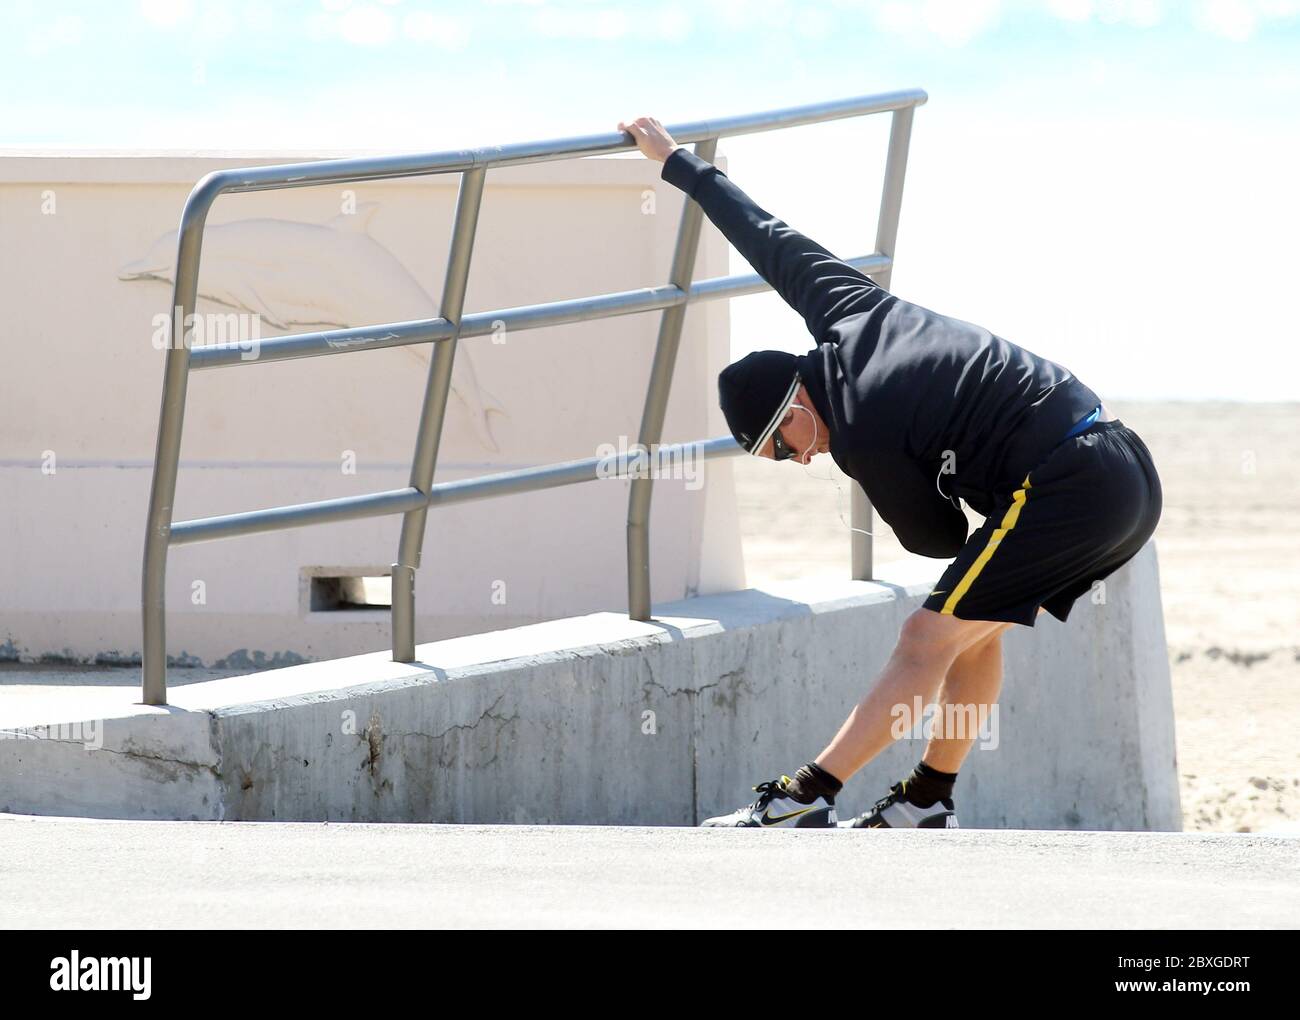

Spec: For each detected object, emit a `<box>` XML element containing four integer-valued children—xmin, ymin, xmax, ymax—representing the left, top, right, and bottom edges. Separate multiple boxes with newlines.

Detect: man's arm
<box><xmin>846</xmin><ymin>448</ymin><xmax>968</xmax><ymax>559</ymax></box>
<box><xmin>619</xmin><ymin>116</ymin><xmax>885</xmax><ymax>344</ymax></box>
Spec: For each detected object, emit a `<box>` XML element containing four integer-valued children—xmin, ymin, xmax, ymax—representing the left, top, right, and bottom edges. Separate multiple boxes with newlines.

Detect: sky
<box><xmin>4</xmin><ymin>0</ymin><xmax>1298</xmax><ymax>400</ymax></box>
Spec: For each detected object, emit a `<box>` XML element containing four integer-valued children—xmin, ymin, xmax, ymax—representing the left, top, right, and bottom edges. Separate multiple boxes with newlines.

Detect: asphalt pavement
<box><xmin>2</xmin><ymin>815</ymin><xmax>1296</xmax><ymax>928</ymax></box>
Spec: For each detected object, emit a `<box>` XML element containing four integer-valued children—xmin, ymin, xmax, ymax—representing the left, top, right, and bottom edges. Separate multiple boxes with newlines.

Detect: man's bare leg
<box><xmin>922</xmin><ymin>623</ymin><xmax>1012</xmax><ymax>773</ymax></box>
<box><xmin>814</xmin><ymin>608</ymin><xmax>1010</xmax><ymax>782</ymax></box>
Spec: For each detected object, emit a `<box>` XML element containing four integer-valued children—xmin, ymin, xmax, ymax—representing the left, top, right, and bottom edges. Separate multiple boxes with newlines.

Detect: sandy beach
<box><xmin>734</xmin><ymin>400</ymin><xmax>1300</xmax><ymax>834</ymax></box>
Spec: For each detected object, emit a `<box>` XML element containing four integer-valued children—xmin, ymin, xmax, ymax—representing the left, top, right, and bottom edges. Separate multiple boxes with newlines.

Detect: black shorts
<box><xmin>921</xmin><ymin>419</ymin><xmax>1163</xmax><ymax>627</ymax></box>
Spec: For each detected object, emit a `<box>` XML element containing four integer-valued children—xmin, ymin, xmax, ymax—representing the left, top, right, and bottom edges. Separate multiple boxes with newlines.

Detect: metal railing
<box><xmin>140</xmin><ymin>88</ymin><xmax>926</xmax><ymax>704</ymax></box>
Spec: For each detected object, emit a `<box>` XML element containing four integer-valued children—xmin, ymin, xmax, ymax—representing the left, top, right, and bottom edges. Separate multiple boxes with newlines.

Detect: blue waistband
<box><xmin>1063</xmin><ymin>404</ymin><xmax>1101</xmax><ymax>440</ymax></box>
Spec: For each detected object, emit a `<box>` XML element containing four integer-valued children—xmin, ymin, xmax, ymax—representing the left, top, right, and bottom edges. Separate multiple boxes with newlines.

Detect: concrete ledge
<box><xmin>0</xmin><ymin>543</ymin><xmax>1180</xmax><ymax>829</ymax></box>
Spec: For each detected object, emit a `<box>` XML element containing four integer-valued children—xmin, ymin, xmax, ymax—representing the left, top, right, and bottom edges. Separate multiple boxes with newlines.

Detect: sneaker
<box><xmin>843</xmin><ymin>780</ymin><xmax>959</xmax><ymax>829</ymax></box>
<box><xmin>701</xmin><ymin>775</ymin><xmax>838</xmax><ymax>828</ymax></box>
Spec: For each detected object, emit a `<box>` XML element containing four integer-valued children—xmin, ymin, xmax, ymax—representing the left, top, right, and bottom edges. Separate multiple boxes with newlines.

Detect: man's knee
<box><xmin>897</xmin><ymin>608</ymin><xmax>974</xmax><ymax>665</ymax></box>
<box><xmin>897</xmin><ymin>608</ymin><xmax>1010</xmax><ymax>665</ymax></box>
<box><xmin>953</xmin><ymin>620</ymin><xmax>1012</xmax><ymax>663</ymax></box>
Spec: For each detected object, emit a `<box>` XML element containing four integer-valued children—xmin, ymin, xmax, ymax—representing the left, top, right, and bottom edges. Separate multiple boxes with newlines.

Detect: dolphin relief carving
<box><xmin>118</xmin><ymin>202</ymin><xmax>505</xmax><ymax>451</ymax></box>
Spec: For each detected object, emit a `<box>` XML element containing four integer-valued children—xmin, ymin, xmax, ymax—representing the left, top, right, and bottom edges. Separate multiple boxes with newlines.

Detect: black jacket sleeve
<box><xmin>845</xmin><ymin>448</ymin><xmax>969</xmax><ymax>559</ymax></box>
<box><xmin>660</xmin><ymin>147</ymin><xmax>882</xmax><ymax>344</ymax></box>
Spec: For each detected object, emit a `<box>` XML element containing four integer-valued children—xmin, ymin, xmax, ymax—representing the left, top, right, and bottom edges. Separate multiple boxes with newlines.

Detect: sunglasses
<box><xmin>770</xmin><ymin>427</ymin><xmax>798</xmax><ymax>461</ymax></box>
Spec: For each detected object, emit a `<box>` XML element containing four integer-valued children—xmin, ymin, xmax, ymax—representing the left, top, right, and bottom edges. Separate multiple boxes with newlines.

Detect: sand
<box><xmin>733</xmin><ymin>400</ymin><xmax>1300</xmax><ymax>834</ymax></box>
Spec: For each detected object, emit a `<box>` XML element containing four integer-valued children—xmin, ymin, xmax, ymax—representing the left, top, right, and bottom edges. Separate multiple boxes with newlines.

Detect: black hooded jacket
<box><xmin>661</xmin><ymin>147</ymin><xmax>1101</xmax><ymax>558</ymax></box>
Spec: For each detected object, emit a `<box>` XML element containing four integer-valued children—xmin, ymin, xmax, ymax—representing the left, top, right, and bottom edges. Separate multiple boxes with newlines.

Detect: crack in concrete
<box><xmin>94</xmin><ymin>743</ymin><xmax>220</xmax><ymax>779</ymax></box>
<box><xmin>423</xmin><ymin>694</ymin><xmax>514</xmax><ymax>743</ymax></box>
<box><xmin>369</xmin><ymin>695</ymin><xmax>522</xmax><ymax>771</ymax></box>
<box><xmin>689</xmin><ymin>630</ymin><xmax>758</xmax><ymax>822</ymax></box>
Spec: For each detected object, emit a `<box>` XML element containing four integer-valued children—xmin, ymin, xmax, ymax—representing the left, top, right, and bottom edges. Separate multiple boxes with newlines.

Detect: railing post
<box><xmin>627</xmin><ymin>138</ymin><xmax>718</xmax><ymax>621</ymax></box>
<box><xmin>392</xmin><ymin>166</ymin><xmax>487</xmax><ymax>662</ymax></box>
<box><xmin>140</xmin><ymin>176</ymin><xmax>222</xmax><ymax>705</ymax></box>
<box><xmin>852</xmin><ymin>105</ymin><xmax>917</xmax><ymax>582</ymax></box>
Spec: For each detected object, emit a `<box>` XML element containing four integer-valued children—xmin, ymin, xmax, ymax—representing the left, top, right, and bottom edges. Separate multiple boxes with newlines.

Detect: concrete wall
<box><xmin>0</xmin><ymin>542</ymin><xmax>1181</xmax><ymax>830</ymax></box>
<box><xmin>0</xmin><ymin>151</ymin><xmax>744</xmax><ymax>667</ymax></box>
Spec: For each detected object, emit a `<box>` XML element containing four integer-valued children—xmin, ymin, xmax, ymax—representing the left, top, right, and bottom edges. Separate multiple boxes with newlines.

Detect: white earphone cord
<box><xmin>790</xmin><ymin>404</ymin><xmax>874</xmax><ymax>538</ymax></box>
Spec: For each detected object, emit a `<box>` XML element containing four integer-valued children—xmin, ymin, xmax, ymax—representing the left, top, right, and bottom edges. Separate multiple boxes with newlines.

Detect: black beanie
<box><xmin>717</xmin><ymin>350</ymin><xmax>801</xmax><ymax>455</ymax></box>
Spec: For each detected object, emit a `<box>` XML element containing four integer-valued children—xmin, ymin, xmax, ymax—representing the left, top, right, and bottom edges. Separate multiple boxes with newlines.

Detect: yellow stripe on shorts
<box><xmin>940</xmin><ymin>473</ymin><xmax>1033</xmax><ymax>615</ymax></box>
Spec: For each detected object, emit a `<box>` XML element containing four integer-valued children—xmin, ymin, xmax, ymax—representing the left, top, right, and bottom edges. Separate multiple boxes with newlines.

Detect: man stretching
<box><xmin>619</xmin><ymin>115</ymin><xmax>1163</xmax><ymax>828</ymax></box>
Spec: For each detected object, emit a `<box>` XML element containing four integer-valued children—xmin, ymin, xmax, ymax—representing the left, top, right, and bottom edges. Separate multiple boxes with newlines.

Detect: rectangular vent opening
<box><xmin>309</xmin><ymin>573</ymin><xmax>392</xmax><ymax>611</ymax></box>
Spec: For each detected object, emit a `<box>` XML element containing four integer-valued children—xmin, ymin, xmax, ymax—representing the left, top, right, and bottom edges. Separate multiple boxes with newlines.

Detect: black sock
<box><xmin>785</xmin><ymin>762</ymin><xmax>843</xmax><ymax>804</ymax></box>
<box><xmin>901</xmin><ymin>761</ymin><xmax>957</xmax><ymax>808</ymax></box>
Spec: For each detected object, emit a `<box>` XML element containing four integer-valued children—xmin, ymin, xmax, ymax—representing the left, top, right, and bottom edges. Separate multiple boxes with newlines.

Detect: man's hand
<box><xmin>618</xmin><ymin>116</ymin><xmax>681</xmax><ymax>163</ymax></box>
